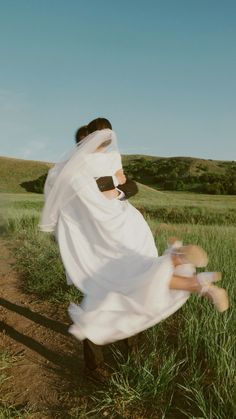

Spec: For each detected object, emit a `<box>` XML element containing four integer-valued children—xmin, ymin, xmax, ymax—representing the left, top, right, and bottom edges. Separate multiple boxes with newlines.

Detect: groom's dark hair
<box><xmin>87</xmin><ymin>117</ymin><xmax>112</xmax><ymax>134</ymax></box>
<box><xmin>75</xmin><ymin>125</ymin><xmax>88</xmax><ymax>144</ymax></box>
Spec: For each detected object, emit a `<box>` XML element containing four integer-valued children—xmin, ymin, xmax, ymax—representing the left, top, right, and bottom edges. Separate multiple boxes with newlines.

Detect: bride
<box><xmin>39</xmin><ymin>118</ymin><xmax>228</xmax><ymax>348</ymax></box>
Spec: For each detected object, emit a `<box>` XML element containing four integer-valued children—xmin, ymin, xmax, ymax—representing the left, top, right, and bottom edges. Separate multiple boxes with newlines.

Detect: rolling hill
<box><xmin>0</xmin><ymin>156</ymin><xmax>53</xmax><ymax>193</ymax></box>
<box><xmin>122</xmin><ymin>155</ymin><xmax>236</xmax><ymax>194</ymax></box>
<box><xmin>0</xmin><ymin>154</ymin><xmax>235</xmax><ymax>194</ymax></box>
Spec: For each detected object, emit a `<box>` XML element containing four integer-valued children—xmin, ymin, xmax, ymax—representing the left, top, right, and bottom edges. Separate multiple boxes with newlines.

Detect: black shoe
<box><xmin>85</xmin><ymin>364</ymin><xmax>112</xmax><ymax>383</ymax></box>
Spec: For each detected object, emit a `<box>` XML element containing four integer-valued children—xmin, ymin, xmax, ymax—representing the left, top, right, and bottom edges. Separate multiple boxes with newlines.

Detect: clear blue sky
<box><xmin>0</xmin><ymin>0</ymin><xmax>235</xmax><ymax>162</ymax></box>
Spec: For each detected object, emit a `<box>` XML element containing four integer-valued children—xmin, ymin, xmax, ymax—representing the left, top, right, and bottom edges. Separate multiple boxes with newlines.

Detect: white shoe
<box><xmin>174</xmin><ymin>263</ymin><xmax>196</xmax><ymax>278</ymax></box>
<box><xmin>197</xmin><ymin>271</ymin><xmax>222</xmax><ymax>285</ymax></box>
<box><xmin>167</xmin><ymin>238</ymin><xmax>208</xmax><ymax>268</ymax></box>
<box><xmin>199</xmin><ymin>283</ymin><xmax>229</xmax><ymax>313</ymax></box>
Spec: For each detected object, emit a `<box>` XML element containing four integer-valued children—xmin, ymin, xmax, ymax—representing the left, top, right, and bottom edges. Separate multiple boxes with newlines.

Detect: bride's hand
<box><xmin>115</xmin><ymin>169</ymin><xmax>126</xmax><ymax>185</ymax></box>
<box><xmin>102</xmin><ymin>189</ymin><xmax>120</xmax><ymax>200</ymax></box>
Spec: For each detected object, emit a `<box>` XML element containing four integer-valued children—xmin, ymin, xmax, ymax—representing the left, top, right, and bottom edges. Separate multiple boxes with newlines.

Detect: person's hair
<box><xmin>75</xmin><ymin>125</ymin><xmax>88</xmax><ymax>144</ymax></box>
<box><xmin>87</xmin><ymin>117</ymin><xmax>112</xmax><ymax>134</ymax></box>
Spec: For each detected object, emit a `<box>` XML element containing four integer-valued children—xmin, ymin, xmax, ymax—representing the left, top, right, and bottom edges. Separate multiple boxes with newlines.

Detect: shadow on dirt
<box><xmin>0</xmin><ymin>298</ymin><xmax>68</xmax><ymax>335</ymax></box>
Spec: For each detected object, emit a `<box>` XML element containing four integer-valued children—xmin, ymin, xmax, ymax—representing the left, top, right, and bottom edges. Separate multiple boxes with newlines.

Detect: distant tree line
<box><xmin>21</xmin><ymin>173</ymin><xmax>48</xmax><ymax>193</ymax></box>
<box><xmin>123</xmin><ymin>157</ymin><xmax>236</xmax><ymax>195</ymax></box>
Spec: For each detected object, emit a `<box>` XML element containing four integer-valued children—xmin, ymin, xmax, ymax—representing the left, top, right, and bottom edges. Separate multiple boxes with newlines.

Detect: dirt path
<box><xmin>0</xmin><ymin>237</ymin><xmax>98</xmax><ymax>418</ymax></box>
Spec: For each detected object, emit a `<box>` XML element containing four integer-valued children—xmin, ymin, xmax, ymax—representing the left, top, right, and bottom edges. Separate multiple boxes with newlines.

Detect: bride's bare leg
<box><xmin>169</xmin><ymin>274</ymin><xmax>200</xmax><ymax>293</ymax></box>
<box><xmin>169</xmin><ymin>274</ymin><xmax>229</xmax><ymax>312</ymax></box>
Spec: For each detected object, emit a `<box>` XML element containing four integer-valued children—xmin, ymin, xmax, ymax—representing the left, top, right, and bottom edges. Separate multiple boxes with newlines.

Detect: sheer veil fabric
<box><xmin>39</xmin><ymin>129</ymin><xmax>191</xmax><ymax>345</ymax></box>
<box><xmin>39</xmin><ymin>129</ymin><xmax>119</xmax><ymax>232</ymax></box>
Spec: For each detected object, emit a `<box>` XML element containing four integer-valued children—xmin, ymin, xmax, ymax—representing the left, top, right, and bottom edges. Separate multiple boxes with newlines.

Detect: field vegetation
<box><xmin>1</xmin><ymin>187</ymin><xmax>235</xmax><ymax>418</ymax></box>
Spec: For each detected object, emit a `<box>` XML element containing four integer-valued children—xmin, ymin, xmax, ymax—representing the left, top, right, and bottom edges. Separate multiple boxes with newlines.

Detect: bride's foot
<box><xmin>167</xmin><ymin>237</ymin><xmax>208</xmax><ymax>268</ymax></box>
<box><xmin>176</xmin><ymin>245</ymin><xmax>208</xmax><ymax>267</ymax></box>
<box><xmin>199</xmin><ymin>282</ymin><xmax>229</xmax><ymax>312</ymax></box>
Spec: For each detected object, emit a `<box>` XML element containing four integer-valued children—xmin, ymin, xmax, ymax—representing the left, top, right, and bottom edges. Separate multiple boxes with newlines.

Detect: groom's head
<box><xmin>87</xmin><ymin>117</ymin><xmax>112</xmax><ymax>134</ymax></box>
<box><xmin>75</xmin><ymin>118</ymin><xmax>112</xmax><ymax>144</ymax></box>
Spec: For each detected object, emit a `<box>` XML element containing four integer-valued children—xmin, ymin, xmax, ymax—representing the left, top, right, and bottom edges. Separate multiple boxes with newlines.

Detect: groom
<box><xmin>75</xmin><ymin>118</ymin><xmax>139</xmax><ymax>200</ymax></box>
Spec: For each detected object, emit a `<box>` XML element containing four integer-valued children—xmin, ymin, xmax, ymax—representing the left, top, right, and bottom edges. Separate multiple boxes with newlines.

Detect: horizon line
<box><xmin>1</xmin><ymin>153</ymin><xmax>235</xmax><ymax>164</ymax></box>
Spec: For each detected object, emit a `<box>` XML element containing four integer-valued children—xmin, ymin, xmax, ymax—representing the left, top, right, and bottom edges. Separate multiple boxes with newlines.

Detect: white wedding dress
<box><xmin>40</xmin><ymin>129</ymin><xmax>190</xmax><ymax>345</ymax></box>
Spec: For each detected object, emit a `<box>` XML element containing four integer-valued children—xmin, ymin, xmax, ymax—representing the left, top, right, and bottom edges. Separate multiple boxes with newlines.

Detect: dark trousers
<box><xmin>83</xmin><ymin>339</ymin><xmax>104</xmax><ymax>370</ymax></box>
<box><xmin>83</xmin><ymin>335</ymin><xmax>141</xmax><ymax>370</ymax></box>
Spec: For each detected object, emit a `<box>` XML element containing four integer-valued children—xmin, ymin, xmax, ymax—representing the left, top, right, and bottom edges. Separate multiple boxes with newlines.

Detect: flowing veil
<box><xmin>39</xmin><ymin>129</ymin><xmax>119</xmax><ymax>232</ymax></box>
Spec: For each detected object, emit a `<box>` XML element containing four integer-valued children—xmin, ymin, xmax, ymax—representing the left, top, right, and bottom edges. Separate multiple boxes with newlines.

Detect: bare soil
<box><xmin>0</xmin><ymin>238</ymin><xmax>103</xmax><ymax>418</ymax></box>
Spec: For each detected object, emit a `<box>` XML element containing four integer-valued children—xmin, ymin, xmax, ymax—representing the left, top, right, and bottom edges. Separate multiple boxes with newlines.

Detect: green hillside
<box><xmin>122</xmin><ymin>154</ymin><xmax>231</xmax><ymax>175</ymax></box>
<box><xmin>0</xmin><ymin>156</ymin><xmax>53</xmax><ymax>193</ymax></box>
<box><xmin>122</xmin><ymin>155</ymin><xmax>236</xmax><ymax>194</ymax></box>
<box><xmin>0</xmin><ymin>154</ymin><xmax>235</xmax><ymax>194</ymax></box>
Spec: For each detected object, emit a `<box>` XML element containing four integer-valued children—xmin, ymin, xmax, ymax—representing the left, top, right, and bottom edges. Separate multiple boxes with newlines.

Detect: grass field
<box><xmin>1</xmin><ymin>190</ymin><xmax>236</xmax><ymax>418</ymax></box>
<box><xmin>1</xmin><ymin>183</ymin><xmax>236</xmax><ymax>226</ymax></box>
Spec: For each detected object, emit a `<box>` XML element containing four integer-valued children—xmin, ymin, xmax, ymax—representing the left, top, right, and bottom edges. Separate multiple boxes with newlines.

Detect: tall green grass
<box><xmin>130</xmin><ymin>186</ymin><xmax>236</xmax><ymax>225</ymax></box>
<box><xmin>1</xmin><ymin>193</ymin><xmax>236</xmax><ymax>418</ymax></box>
<box><xmin>6</xmin><ymin>215</ymin><xmax>82</xmax><ymax>303</ymax></box>
<box><xmin>138</xmin><ymin>205</ymin><xmax>236</xmax><ymax>225</ymax></box>
<box><xmin>2</xmin><ymin>189</ymin><xmax>236</xmax><ymax>227</ymax></box>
